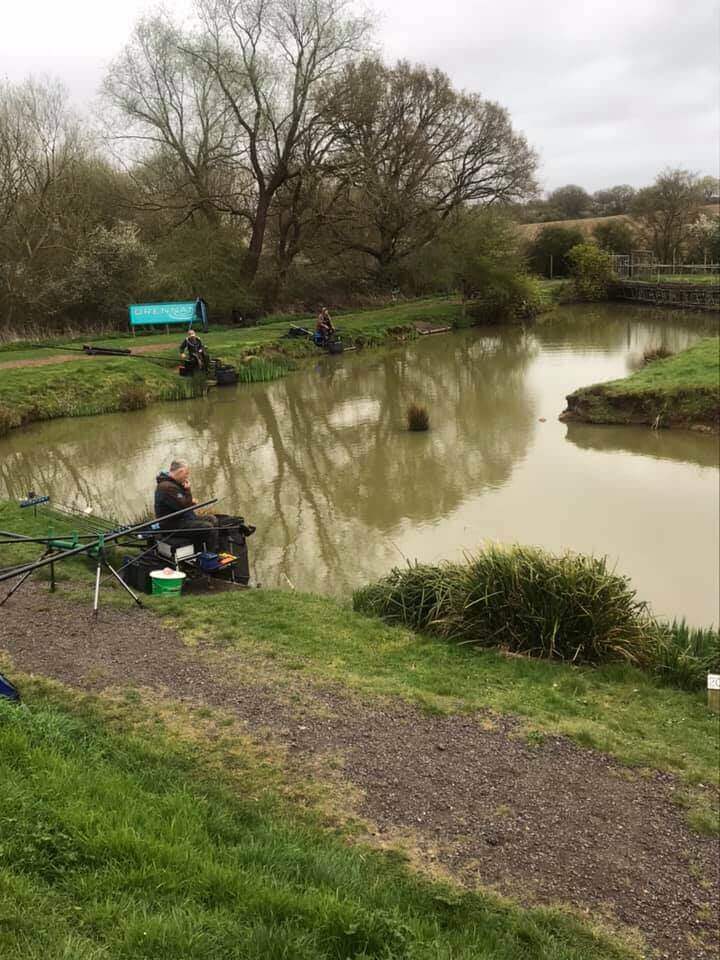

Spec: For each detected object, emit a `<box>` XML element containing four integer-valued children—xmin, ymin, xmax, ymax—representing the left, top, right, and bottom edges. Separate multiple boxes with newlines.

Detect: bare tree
<box><xmin>102</xmin><ymin>16</ymin><xmax>241</xmax><ymax>226</ymax></box>
<box><xmin>319</xmin><ymin>59</ymin><xmax>537</xmax><ymax>280</ymax></box>
<box><xmin>632</xmin><ymin>169</ymin><xmax>704</xmax><ymax>263</ymax></box>
<box><xmin>0</xmin><ymin>78</ymin><xmax>90</xmax><ymax>327</ymax></box>
<box><xmin>188</xmin><ymin>0</ymin><xmax>373</xmax><ymax>278</ymax></box>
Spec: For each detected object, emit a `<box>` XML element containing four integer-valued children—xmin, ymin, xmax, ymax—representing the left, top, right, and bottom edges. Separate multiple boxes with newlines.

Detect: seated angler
<box><xmin>154</xmin><ymin>460</ymin><xmax>219</xmax><ymax>552</ymax></box>
<box><xmin>179</xmin><ymin>328</ymin><xmax>208</xmax><ymax>372</ymax></box>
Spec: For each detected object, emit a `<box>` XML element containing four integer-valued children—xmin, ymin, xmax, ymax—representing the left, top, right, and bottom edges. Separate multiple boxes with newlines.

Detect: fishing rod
<box><xmin>0</xmin><ymin>498</ymin><xmax>218</xmax><ymax>584</ymax></box>
<box><xmin>17</xmin><ymin>340</ymin><xmax>180</xmax><ymax>368</ymax></box>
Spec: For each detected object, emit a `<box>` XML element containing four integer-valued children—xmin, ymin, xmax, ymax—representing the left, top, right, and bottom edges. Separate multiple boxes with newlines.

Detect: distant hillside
<box><xmin>516</xmin><ymin>204</ymin><xmax>719</xmax><ymax>242</ymax></box>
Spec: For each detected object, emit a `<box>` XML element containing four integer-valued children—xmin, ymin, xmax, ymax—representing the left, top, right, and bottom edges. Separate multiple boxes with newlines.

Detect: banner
<box><xmin>128</xmin><ymin>302</ymin><xmax>196</xmax><ymax>327</ymax></box>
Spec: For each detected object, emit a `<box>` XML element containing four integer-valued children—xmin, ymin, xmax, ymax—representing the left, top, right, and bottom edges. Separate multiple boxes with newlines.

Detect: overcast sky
<box><xmin>1</xmin><ymin>0</ymin><xmax>717</xmax><ymax>192</ymax></box>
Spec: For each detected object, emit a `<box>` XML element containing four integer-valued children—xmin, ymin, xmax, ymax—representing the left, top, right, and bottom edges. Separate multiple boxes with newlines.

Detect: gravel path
<box><xmin>1</xmin><ymin>584</ymin><xmax>718</xmax><ymax>960</ymax></box>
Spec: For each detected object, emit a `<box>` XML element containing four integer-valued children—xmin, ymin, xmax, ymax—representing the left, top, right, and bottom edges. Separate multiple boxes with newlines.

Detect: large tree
<box><xmin>319</xmin><ymin>58</ymin><xmax>537</xmax><ymax>280</ymax></box>
<box><xmin>592</xmin><ymin>184</ymin><xmax>636</xmax><ymax>217</ymax></box>
<box><xmin>103</xmin><ymin>16</ymin><xmax>242</xmax><ymax>226</ymax></box>
<box><xmin>546</xmin><ymin>184</ymin><xmax>592</xmax><ymax>220</ymax></box>
<box><xmin>632</xmin><ymin>168</ymin><xmax>704</xmax><ymax>263</ymax></box>
<box><xmin>189</xmin><ymin>0</ymin><xmax>371</xmax><ymax>278</ymax></box>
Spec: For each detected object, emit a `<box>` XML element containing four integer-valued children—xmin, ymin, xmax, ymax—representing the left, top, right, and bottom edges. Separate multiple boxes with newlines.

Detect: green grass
<box><xmin>0</xmin><ymin>299</ymin><xmax>465</xmax><ymax>434</ymax></box>
<box><xmin>152</xmin><ymin>589</ymin><xmax>720</xmax><ymax>796</ymax></box>
<box><xmin>0</xmin><ymin>681</ymin><xmax>638</xmax><ymax>960</ymax></box>
<box><xmin>563</xmin><ymin>336</ymin><xmax>720</xmax><ymax>428</ymax></box>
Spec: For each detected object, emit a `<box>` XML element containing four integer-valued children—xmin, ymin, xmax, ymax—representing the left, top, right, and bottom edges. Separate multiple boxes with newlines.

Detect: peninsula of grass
<box><xmin>0</xmin><ymin>682</ymin><xmax>639</xmax><ymax>960</ymax></box>
<box><xmin>561</xmin><ymin>336</ymin><xmax>720</xmax><ymax>430</ymax></box>
<box><xmin>0</xmin><ymin>299</ymin><xmax>467</xmax><ymax>435</ymax></box>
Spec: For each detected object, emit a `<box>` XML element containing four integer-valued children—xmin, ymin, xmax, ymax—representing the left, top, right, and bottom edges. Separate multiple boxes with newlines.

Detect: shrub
<box><xmin>354</xmin><ymin>545</ymin><xmax>653</xmax><ymax>665</ymax></box>
<box><xmin>650</xmin><ymin>619</ymin><xmax>720</xmax><ymax>691</ymax></box>
<box><xmin>463</xmin><ymin>270</ymin><xmax>542</xmax><ymax>325</ymax></box>
<box><xmin>642</xmin><ymin>345</ymin><xmax>674</xmax><ymax>364</ymax></box>
<box><xmin>0</xmin><ymin>403</ymin><xmax>20</xmax><ymax>436</ymax></box>
<box><xmin>406</xmin><ymin>403</ymin><xmax>429</xmax><ymax>431</ymax></box>
<box><xmin>567</xmin><ymin>243</ymin><xmax>613</xmax><ymax>301</ymax></box>
<box><xmin>117</xmin><ymin>384</ymin><xmax>148</xmax><ymax>411</ymax></box>
<box><xmin>527</xmin><ymin>225</ymin><xmax>586</xmax><ymax>278</ymax></box>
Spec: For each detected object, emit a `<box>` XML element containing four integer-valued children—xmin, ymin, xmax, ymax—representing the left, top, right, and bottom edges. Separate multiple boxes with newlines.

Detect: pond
<box><xmin>1</xmin><ymin>303</ymin><xmax>718</xmax><ymax>625</ymax></box>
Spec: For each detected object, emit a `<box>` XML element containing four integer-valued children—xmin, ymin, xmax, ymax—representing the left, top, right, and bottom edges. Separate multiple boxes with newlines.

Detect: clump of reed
<box><xmin>0</xmin><ymin>403</ymin><xmax>20</xmax><ymax>437</ymax></box>
<box><xmin>236</xmin><ymin>356</ymin><xmax>293</xmax><ymax>383</ymax></box>
<box><xmin>406</xmin><ymin>403</ymin><xmax>430</xmax><ymax>432</ymax></box>
<box><xmin>650</xmin><ymin>619</ymin><xmax>719</xmax><ymax>691</ymax></box>
<box><xmin>117</xmin><ymin>384</ymin><xmax>149</xmax><ymax>411</ymax></box>
<box><xmin>354</xmin><ymin>545</ymin><xmax>654</xmax><ymax>666</ymax></box>
<box><xmin>643</xmin><ymin>345</ymin><xmax>674</xmax><ymax>364</ymax></box>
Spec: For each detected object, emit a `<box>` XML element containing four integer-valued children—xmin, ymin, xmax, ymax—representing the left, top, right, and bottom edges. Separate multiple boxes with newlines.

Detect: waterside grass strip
<box><xmin>560</xmin><ymin>336</ymin><xmax>720</xmax><ymax>431</ymax></box>
<box><xmin>0</xmin><ymin>299</ymin><xmax>465</xmax><ymax>435</ymax></box>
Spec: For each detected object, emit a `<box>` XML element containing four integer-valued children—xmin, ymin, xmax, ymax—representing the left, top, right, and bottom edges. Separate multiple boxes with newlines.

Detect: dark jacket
<box><xmin>180</xmin><ymin>335</ymin><xmax>204</xmax><ymax>356</ymax></box>
<box><xmin>154</xmin><ymin>472</ymin><xmax>195</xmax><ymax>527</ymax></box>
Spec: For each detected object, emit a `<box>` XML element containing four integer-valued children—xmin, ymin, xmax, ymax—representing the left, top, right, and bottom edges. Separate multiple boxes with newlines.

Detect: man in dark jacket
<box><xmin>179</xmin><ymin>329</ymin><xmax>208</xmax><ymax>372</ymax></box>
<box><xmin>154</xmin><ymin>460</ymin><xmax>218</xmax><ymax>551</ymax></box>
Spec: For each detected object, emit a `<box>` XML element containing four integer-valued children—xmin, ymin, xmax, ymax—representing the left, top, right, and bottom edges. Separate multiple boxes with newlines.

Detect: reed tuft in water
<box><xmin>406</xmin><ymin>403</ymin><xmax>430</xmax><ymax>432</ymax></box>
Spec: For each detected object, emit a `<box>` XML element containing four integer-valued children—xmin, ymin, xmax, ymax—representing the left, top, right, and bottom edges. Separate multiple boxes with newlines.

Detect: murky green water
<box><xmin>1</xmin><ymin>303</ymin><xmax>718</xmax><ymax>624</ymax></box>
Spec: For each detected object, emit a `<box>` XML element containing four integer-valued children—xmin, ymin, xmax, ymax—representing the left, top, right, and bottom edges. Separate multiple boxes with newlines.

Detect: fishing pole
<box><xmin>0</xmin><ymin>499</ymin><xmax>218</xmax><ymax>584</ymax></box>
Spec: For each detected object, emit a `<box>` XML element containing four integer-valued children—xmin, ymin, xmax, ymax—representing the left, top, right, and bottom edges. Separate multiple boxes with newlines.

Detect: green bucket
<box><xmin>150</xmin><ymin>570</ymin><xmax>187</xmax><ymax>596</ymax></box>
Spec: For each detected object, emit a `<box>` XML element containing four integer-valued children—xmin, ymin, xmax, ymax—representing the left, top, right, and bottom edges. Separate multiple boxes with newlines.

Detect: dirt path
<box><xmin>0</xmin><ymin>342</ymin><xmax>177</xmax><ymax>370</ymax></box>
<box><xmin>1</xmin><ymin>585</ymin><xmax>717</xmax><ymax>960</ymax></box>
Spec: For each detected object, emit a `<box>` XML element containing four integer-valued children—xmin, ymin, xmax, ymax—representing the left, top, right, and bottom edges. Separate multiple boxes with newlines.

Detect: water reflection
<box><xmin>565</xmin><ymin>423</ymin><xmax>720</xmax><ymax>469</ymax></box>
<box><xmin>0</xmin><ymin>303</ymin><xmax>717</xmax><ymax>621</ymax></box>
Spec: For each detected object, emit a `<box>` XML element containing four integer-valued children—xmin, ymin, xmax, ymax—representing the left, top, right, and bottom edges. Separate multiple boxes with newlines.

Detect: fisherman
<box><xmin>154</xmin><ymin>460</ymin><xmax>218</xmax><ymax>552</ymax></box>
<box><xmin>179</xmin><ymin>329</ymin><xmax>208</xmax><ymax>372</ymax></box>
<box><xmin>315</xmin><ymin>306</ymin><xmax>335</xmax><ymax>345</ymax></box>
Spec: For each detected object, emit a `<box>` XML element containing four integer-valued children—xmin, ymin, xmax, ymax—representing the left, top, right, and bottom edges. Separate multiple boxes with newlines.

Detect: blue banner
<box><xmin>128</xmin><ymin>301</ymin><xmax>196</xmax><ymax>327</ymax></box>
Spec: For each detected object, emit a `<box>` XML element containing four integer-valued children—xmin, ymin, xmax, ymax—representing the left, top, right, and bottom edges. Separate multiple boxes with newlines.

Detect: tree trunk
<box><xmin>246</xmin><ymin>192</ymin><xmax>271</xmax><ymax>281</ymax></box>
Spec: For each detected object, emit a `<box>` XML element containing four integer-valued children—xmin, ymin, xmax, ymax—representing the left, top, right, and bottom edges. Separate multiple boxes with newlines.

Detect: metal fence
<box><xmin>610</xmin><ymin>255</ymin><xmax>720</xmax><ymax>283</ymax></box>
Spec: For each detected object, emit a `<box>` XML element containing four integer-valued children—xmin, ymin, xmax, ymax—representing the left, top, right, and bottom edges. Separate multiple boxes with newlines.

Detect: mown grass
<box><xmin>0</xmin><ymin>299</ymin><xmax>465</xmax><ymax>434</ymax></box>
<box><xmin>563</xmin><ymin>336</ymin><xmax>720</xmax><ymax>428</ymax></box>
<box><xmin>0</xmin><ymin>680</ymin><xmax>638</xmax><ymax>960</ymax></box>
<box><xmin>151</xmin><ymin>589</ymin><xmax>720</xmax><ymax>797</ymax></box>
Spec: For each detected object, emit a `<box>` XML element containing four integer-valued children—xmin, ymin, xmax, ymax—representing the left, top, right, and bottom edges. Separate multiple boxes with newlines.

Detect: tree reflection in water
<box><xmin>0</xmin><ymin>330</ymin><xmax>537</xmax><ymax>593</ymax></box>
<box><xmin>0</xmin><ymin>306</ymin><xmax>715</xmax><ymax>598</ymax></box>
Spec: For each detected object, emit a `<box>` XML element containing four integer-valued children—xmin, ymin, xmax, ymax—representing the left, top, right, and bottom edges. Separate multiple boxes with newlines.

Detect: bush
<box><xmin>643</xmin><ymin>345</ymin><xmax>674</xmax><ymax>364</ymax></box>
<box><xmin>463</xmin><ymin>271</ymin><xmax>542</xmax><ymax>325</ymax></box>
<box><xmin>527</xmin><ymin>225</ymin><xmax>586</xmax><ymax>278</ymax></box>
<box><xmin>567</xmin><ymin>243</ymin><xmax>613</xmax><ymax>301</ymax></box>
<box><xmin>354</xmin><ymin>545</ymin><xmax>653</xmax><ymax>666</ymax></box>
<box><xmin>406</xmin><ymin>403</ymin><xmax>429</xmax><ymax>431</ymax></box>
<box><xmin>650</xmin><ymin>620</ymin><xmax>720</xmax><ymax>691</ymax></box>
<box><xmin>117</xmin><ymin>384</ymin><xmax>149</xmax><ymax>411</ymax></box>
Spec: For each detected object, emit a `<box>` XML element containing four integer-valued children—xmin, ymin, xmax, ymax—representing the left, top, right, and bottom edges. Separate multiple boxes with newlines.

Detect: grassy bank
<box><xmin>1</xmin><ymin>498</ymin><xmax>717</xmax><ymax>809</ymax></box>
<box><xmin>0</xmin><ymin>681</ymin><xmax>639</xmax><ymax>960</ymax></box>
<box><xmin>0</xmin><ymin>299</ymin><xmax>466</xmax><ymax>436</ymax></box>
<box><xmin>149</xmin><ymin>589</ymin><xmax>720</xmax><ymax>841</ymax></box>
<box><xmin>561</xmin><ymin>336</ymin><xmax>720</xmax><ymax>430</ymax></box>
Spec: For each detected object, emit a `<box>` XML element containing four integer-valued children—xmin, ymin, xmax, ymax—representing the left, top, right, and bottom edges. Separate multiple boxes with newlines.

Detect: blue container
<box><xmin>0</xmin><ymin>672</ymin><xmax>20</xmax><ymax>702</ymax></box>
